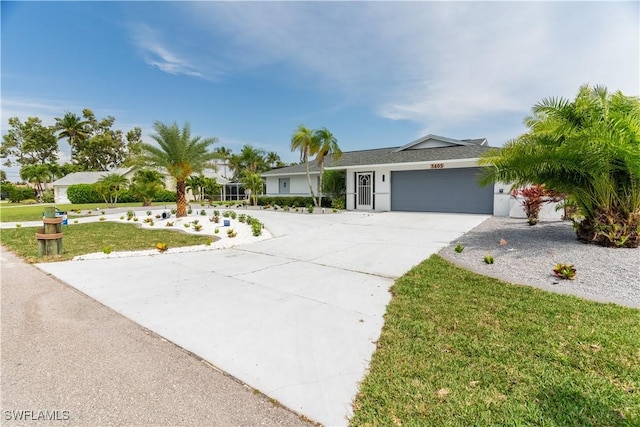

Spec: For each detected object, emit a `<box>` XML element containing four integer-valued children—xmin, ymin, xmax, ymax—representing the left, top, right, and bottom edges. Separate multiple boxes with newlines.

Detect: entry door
<box><xmin>279</xmin><ymin>178</ymin><xmax>290</xmax><ymax>194</ymax></box>
<box><xmin>356</xmin><ymin>172</ymin><xmax>373</xmax><ymax>209</ymax></box>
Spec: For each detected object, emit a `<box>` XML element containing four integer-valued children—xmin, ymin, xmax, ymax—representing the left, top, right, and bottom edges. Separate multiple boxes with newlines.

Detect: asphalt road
<box><xmin>0</xmin><ymin>246</ymin><xmax>315</xmax><ymax>427</ymax></box>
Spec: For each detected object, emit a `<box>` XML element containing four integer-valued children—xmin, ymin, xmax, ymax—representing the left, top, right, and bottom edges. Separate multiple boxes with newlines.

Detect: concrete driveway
<box><xmin>37</xmin><ymin>210</ymin><xmax>488</xmax><ymax>426</ymax></box>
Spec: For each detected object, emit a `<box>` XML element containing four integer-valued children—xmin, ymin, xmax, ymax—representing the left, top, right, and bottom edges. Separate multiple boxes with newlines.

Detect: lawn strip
<box><xmin>0</xmin><ymin>222</ymin><xmax>214</xmax><ymax>263</ymax></box>
<box><xmin>350</xmin><ymin>255</ymin><xmax>640</xmax><ymax>426</ymax></box>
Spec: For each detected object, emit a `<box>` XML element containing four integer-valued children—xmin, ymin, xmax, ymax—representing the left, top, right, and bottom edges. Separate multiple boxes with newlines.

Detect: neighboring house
<box><xmin>263</xmin><ymin>134</ymin><xmax>513</xmax><ymax>216</ymax></box>
<box><xmin>52</xmin><ymin>167</ymin><xmax>237</xmax><ymax>204</ymax></box>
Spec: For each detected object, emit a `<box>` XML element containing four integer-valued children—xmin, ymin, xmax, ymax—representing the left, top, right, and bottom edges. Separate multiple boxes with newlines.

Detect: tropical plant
<box><xmin>213</xmin><ymin>146</ymin><xmax>232</xmax><ymax>179</ymax></box>
<box><xmin>229</xmin><ymin>145</ymin><xmax>269</xmax><ymax>180</ymax></box>
<box><xmin>54</xmin><ymin>112</ymin><xmax>89</xmax><ymax>162</ymax></box>
<box><xmin>291</xmin><ymin>124</ymin><xmax>318</xmax><ymax>205</ymax></box>
<box><xmin>19</xmin><ymin>164</ymin><xmax>51</xmax><ymax>199</ymax></box>
<box><xmin>242</xmin><ymin>172</ymin><xmax>264</xmax><ymax>206</ymax></box>
<box><xmin>480</xmin><ymin>85</ymin><xmax>640</xmax><ymax>248</ymax></box>
<box><xmin>553</xmin><ymin>263</ymin><xmax>577</xmax><ymax>280</ymax></box>
<box><xmin>314</xmin><ymin>127</ymin><xmax>342</xmax><ymax>207</ymax></box>
<box><xmin>323</xmin><ymin>169</ymin><xmax>346</xmax><ymax>209</ymax></box>
<box><xmin>140</xmin><ymin>121</ymin><xmax>218</xmax><ymax>217</ymax></box>
<box><xmin>186</xmin><ymin>174</ymin><xmax>207</xmax><ymax>201</ymax></box>
<box><xmin>513</xmin><ymin>185</ymin><xmax>564</xmax><ymax>226</ymax></box>
<box><xmin>266</xmin><ymin>151</ymin><xmax>283</xmax><ymax>168</ymax></box>
<box><xmin>130</xmin><ymin>169</ymin><xmax>165</xmax><ymax>206</ymax></box>
<box><xmin>95</xmin><ymin>173</ymin><xmax>129</xmax><ymax>207</ymax></box>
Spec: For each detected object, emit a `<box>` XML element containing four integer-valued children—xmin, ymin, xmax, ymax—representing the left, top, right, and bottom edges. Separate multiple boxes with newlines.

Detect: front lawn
<box><xmin>0</xmin><ymin>222</ymin><xmax>213</xmax><ymax>263</ymax></box>
<box><xmin>0</xmin><ymin>202</ymin><xmax>168</xmax><ymax>223</ymax></box>
<box><xmin>350</xmin><ymin>255</ymin><xmax>639</xmax><ymax>426</ymax></box>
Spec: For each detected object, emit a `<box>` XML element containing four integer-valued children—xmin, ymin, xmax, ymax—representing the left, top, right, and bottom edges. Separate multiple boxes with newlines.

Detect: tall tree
<box><xmin>1</xmin><ymin>117</ymin><xmax>59</xmax><ymax>167</ymax></box>
<box><xmin>229</xmin><ymin>145</ymin><xmax>269</xmax><ymax>180</ymax></box>
<box><xmin>130</xmin><ymin>169</ymin><xmax>165</xmax><ymax>206</ymax></box>
<box><xmin>266</xmin><ymin>151</ymin><xmax>282</xmax><ymax>168</ymax></box>
<box><xmin>290</xmin><ymin>124</ymin><xmax>319</xmax><ymax>205</ymax></box>
<box><xmin>140</xmin><ymin>121</ymin><xmax>217</xmax><ymax>217</ymax></box>
<box><xmin>214</xmin><ymin>146</ymin><xmax>232</xmax><ymax>179</ymax></box>
<box><xmin>73</xmin><ymin>109</ymin><xmax>142</xmax><ymax>170</ymax></box>
<box><xmin>313</xmin><ymin>127</ymin><xmax>342</xmax><ymax>207</ymax></box>
<box><xmin>54</xmin><ymin>112</ymin><xmax>89</xmax><ymax>161</ymax></box>
<box><xmin>480</xmin><ymin>84</ymin><xmax>640</xmax><ymax>248</ymax></box>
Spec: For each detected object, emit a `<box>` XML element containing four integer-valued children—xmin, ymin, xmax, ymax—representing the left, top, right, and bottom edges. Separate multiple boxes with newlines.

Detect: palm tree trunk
<box><xmin>305</xmin><ymin>159</ymin><xmax>317</xmax><ymax>206</ymax></box>
<box><xmin>317</xmin><ymin>165</ymin><xmax>324</xmax><ymax>208</ymax></box>
<box><xmin>176</xmin><ymin>180</ymin><xmax>188</xmax><ymax>217</ymax></box>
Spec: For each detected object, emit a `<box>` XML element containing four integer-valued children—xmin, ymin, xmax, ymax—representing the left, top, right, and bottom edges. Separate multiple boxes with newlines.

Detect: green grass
<box><xmin>0</xmin><ymin>222</ymin><xmax>213</xmax><ymax>263</ymax></box>
<box><xmin>0</xmin><ymin>202</ymin><xmax>170</xmax><ymax>223</ymax></box>
<box><xmin>350</xmin><ymin>255</ymin><xmax>640</xmax><ymax>426</ymax></box>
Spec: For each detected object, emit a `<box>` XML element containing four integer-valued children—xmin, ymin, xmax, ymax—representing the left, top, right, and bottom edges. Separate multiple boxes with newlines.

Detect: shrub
<box><xmin>227</xmin><ymin>228</ymin><xmax>237</xmax><ymax>238</ymax></box>
<box><xmin>513</xmin><ymin>185</ymin><xmax>564</xmax><ymax>226</ymax></box>
<box><xmin>483</xmin><ymin>254</ymin><xmax>494</xmax><ymax>264</ymax></box>
<box><xmin>251</xmin><ymin>221</ymin><xmax>262</xmax><ymax>236</ymax></box>
<box><xmin>331</xmin><ymin>197</ymin><xmax>346</xmax><ymax>210</ymax></box>
<box><xmin>553</xmin><ymin>263</ymin><xmax>577</xmax><ymax>280</ymax></box>
<box><xmin>156</xmin><ymin>242</ymin><xmax>168</xmax><ymax>252</ymax></box>
<box><xmin>307</xmin><ymin>205</ymin><xmax>314</xmax><ymax>214</ymax></box>
<box><xmin>257</xmin><ymin>196</ymin><xmax>332</xmax><ymax>208</ymax></box>
<box><xmin>152</xmin><ymin>190</ymin><xmax>177</xmax><ymax>203</ymax></box>
<box><xmin>103</xmin><ymin>246</ymin><xmax>112</xmax><ymax>254</ymax></box>
<box><xmin>9</xmin><ymin>186</ymin><xmax>37</xmax><ymax>203</ymax></box>
<box><xmin>200</xmin><ymin>209</ymin><xmax>206</xmax><ymax>216</ymax></box>
<box><xmin>41</xmin><ymin>189</ymin><xmax>55</xmax><ymax>203</ymax></box>
<box><xmin>67</xmin><ymin>184</ymin><xmax>101</xmax><ymax>204</ymax></box>
<box><xmin>0</xmin><ymin>182</ymin><xmax>17</xmax><ymax>200</ymax></box>
<box><xmin>454</xmin><ymin>244</ymin><xmax>464</xmax><ymax>253</ymax></box>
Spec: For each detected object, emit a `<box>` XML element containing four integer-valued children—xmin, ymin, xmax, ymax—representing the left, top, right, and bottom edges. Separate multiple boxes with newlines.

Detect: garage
<box><xmin>390</xmin><ymin>167</ymin><xmax>494</xmax><ymax>214</ymax></box>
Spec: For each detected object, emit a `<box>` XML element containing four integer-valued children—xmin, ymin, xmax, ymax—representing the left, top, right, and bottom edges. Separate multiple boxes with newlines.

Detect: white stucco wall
<box><xmin>265</xmin><ymin>174</ymin><xmax>319</xmax><ymax>197</ymax></box>
<box><xmin>343</xmin><ymin>158</ymin><xmax>490</xmax><ymax>212</ymax></box>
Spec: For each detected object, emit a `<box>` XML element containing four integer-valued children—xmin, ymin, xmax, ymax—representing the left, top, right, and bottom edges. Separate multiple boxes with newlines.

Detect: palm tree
<box><xmin>54</xmin><ymin>112</ymin><xmax>89</xmax><ymax>163</ymax></box>
<box><xmin>480</xmin><ymin>84</ymin><xmax>640</xmax><ymax>248</ymax></box>
<box><xmin>96</xmin><ymin>173</ymin><xmax>129</xmax><ymax>207</ymax></box>
<box><xmin>241</xmin><ymin>172</ymin><xmax>264</xmax><ymax>206</ymax></box>
<box><xmin>290</xmin><ymin>124</ymin><xmax>319</xmax><ymax>205</ymax></box>
<box><xmin>186</xmin><ymin>174</ymin><xmax>206</xmax><ymax>201</ymax></box>
<box><xmin>130</xmin><ymin>169</ymin><xmax>165</xmax><ymax>206</ymax></box>
<box><xmin>229</xmin><ymin>145</ymin><xmax>268</xmax><ymax>180</ymax></box>
<box><xmin>266</xmin><ymin>151</ymin><xmax>281</xmax><ymax>168</ymax></box>
<box><xmin>214</xmin><ymin>146</ymin><xmax>232</xmax><ymax>178</ymax></box>
<box><xmin>313</xmin><ymin>128</ymin><xmax>342</xmax><ymax>207</ymax></box>
<box><xmin>20</xmin><ymin>164</ymin><xmax>50</xmax><ymax>199</ymax></box>
<box><xmin>140</xmin><ymin>121</ymin><xmax>218</xmax><ymax>217</ymax></box>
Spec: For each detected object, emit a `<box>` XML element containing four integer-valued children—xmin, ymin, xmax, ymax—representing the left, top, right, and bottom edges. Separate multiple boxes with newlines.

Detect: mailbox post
<box><xmin>36</xmin><ymin>206</ymin><xmax>64</xmax><ymax>256</ymax></box>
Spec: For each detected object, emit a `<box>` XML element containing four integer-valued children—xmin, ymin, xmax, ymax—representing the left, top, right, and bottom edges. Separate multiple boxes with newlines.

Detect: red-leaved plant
<box><xmin>512</xmin><ymin>185</ymin><xmax>564</xmax><ymax>225</ymax></box>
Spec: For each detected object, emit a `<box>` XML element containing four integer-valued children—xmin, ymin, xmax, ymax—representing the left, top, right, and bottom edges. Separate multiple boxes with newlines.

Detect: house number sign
<box><xmin>430</xmin><ymin>163</ymin><xmax>444</xmax><ymax>169</ymax></box>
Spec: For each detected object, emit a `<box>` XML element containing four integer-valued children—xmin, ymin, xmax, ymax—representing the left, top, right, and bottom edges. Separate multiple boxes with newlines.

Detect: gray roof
<box><xmin>263</xmin><ymin>143</ymin><xmax>493</xmax><ymax>176</ymax></box>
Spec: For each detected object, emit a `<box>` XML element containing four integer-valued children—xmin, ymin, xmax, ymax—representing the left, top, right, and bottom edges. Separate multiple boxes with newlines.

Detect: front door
<box><xmin>279</xmin><ymin>178</ymin><xmax>290</xmax><ymax>194</ymax></box>
<box><xmin>356</xmin><ymin>172</ymin><xmax>373</xmax><ymax>210</ymax></box>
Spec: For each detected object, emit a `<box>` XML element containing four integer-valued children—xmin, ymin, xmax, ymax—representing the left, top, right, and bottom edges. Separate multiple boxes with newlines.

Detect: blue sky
<box><xmin>2</xmin><ymin>1</ymin><xmax>638</xmax><ymax>181</ymax></box>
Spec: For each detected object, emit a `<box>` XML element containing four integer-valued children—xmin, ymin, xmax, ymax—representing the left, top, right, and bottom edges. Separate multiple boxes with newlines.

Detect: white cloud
<box><xmin>129</xmin><ymin>23</ymin><xmax>209</xmax><ymax>79</ymax></box>
<box><xmin>132</xmin><ymin>1</ymin><xmax>638</xmax><ymax>145</ymax></box>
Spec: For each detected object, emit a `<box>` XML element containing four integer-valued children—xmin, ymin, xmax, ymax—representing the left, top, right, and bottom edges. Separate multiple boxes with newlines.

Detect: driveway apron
<box><xmin>37</xmin><ymin>211</ymin><xmax>488</xmax><ymax>426</ymax></box>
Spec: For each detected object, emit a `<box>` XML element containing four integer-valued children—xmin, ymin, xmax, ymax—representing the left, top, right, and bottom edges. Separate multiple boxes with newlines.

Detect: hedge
<box><xmin>67</xmin><ymin>184</ymin><xmax>102</xmax><ymax>204</ymax></box>
<box><xmin>256</xmin><ymin>195</ymin><xmax>332</xmax><ymax>208</ymax></box>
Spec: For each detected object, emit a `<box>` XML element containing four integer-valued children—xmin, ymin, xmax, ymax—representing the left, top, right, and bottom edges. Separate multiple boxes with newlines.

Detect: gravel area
<box><xmin>439</xmin><ymin>216</ymin><xmax>640</xmax><ymax>308</ymax></box>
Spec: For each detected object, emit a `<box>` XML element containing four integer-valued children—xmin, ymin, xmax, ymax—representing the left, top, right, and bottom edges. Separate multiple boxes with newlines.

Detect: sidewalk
<box><xmin>0</xmin><ymin>245</ymin><xmax>315</xmax><ymax>426</ymax></box>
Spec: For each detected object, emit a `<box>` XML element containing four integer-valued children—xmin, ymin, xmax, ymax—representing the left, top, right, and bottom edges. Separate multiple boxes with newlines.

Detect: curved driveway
<box><xmin>37</xmin><ymin>210</ymin><xmax>488</xmax><ymax>426</ymax></box>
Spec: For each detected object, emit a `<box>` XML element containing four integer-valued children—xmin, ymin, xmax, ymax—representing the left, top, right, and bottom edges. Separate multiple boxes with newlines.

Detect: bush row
<box><xmin>66</xmin><ymin>184</ymin><xmax>176</xmax><ymax>204</ymax></box>
<box><xmin>0</xmin><ymin>183</ymin><xmax>37</xmax><ymax>203</ymax></box>
<box><xmin>256</xmin><ymin>195</ymin><xmax>333</xmax><ymax>208</ymax></box>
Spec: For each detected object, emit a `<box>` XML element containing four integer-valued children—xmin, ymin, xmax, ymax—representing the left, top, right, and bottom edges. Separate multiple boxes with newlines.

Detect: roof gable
<box><xmin>393</xmin><ymin>134</ymin><xmax>487</xmax><ymax>152</ymax></box>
